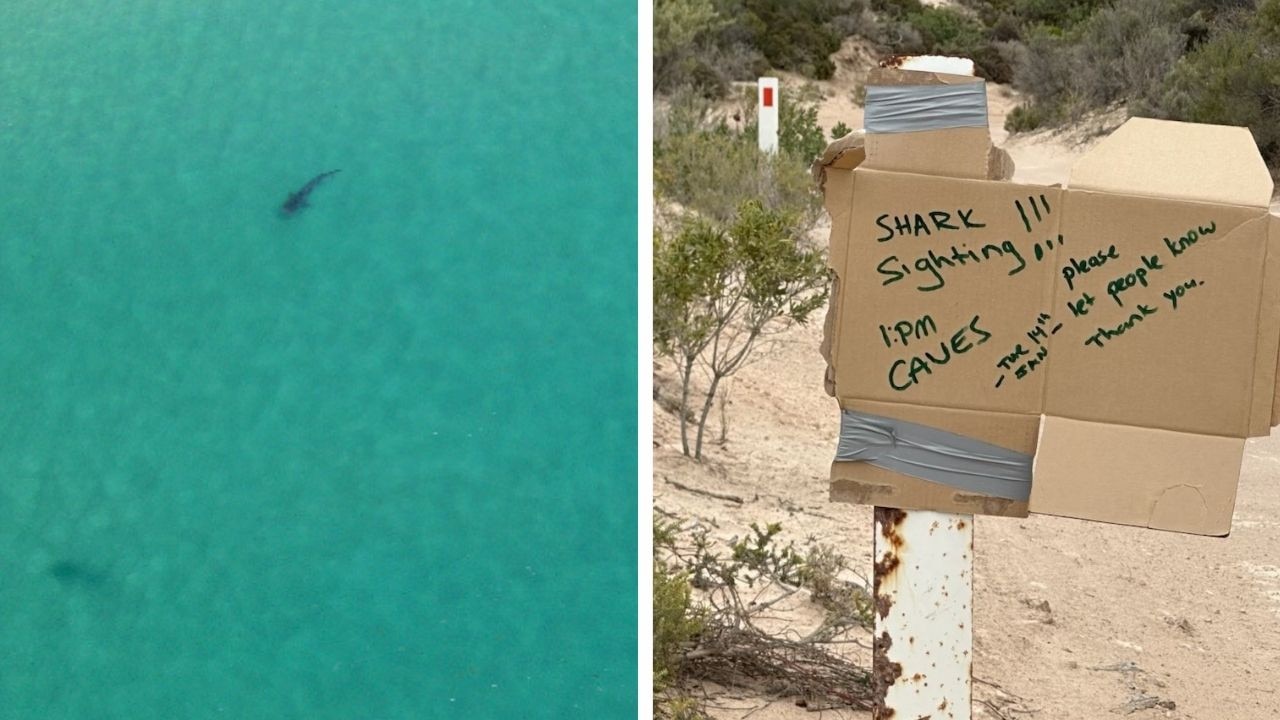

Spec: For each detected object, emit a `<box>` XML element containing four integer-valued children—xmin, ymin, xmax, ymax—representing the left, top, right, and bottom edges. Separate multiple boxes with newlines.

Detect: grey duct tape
<box><xmin>864</xmin><ymin>83</ymin><xmax>989</xmax><ymax>133</ymax></box>
<box><xmin>835</xmin><ymin>410</ymin><xmax>1031</xmax><ymax>501</ymax></box>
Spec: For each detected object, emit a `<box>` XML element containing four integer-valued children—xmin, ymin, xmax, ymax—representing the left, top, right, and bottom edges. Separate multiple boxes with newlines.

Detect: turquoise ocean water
<box><xmin>0</xmin><ymin>2</ymin><xmax>636</xmax><ymax>718</ymax></box>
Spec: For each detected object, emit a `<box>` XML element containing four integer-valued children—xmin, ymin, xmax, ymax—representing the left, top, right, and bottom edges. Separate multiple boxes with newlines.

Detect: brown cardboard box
<box><xmin>819</xmin><ymin>69</ymin><xmax>1279</xmax><ymax>535</ymax></box>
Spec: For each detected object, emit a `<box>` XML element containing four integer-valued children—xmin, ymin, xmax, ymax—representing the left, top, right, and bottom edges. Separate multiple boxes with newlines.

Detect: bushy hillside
<box><xmin>655</xmin><ymin>0</ymin><xmax>1280</xmax><ymax>174</ymax></box>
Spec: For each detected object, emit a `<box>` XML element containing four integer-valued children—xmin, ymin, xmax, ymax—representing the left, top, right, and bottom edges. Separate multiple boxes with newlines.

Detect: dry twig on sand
<box><xmin>681</xmin><ymin>623</ymin><xmax>873</xmax><ymax>711</ymax></box>
<box><xmin>665</xmin><ymin>478</ymin><xmax>747</xmax><ymax>505</ymax></box>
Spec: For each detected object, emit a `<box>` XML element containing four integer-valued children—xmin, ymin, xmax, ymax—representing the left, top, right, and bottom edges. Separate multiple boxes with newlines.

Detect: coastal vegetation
<box><xmin>655</xmin><ymin>0</ymin><xmax>1280</xmax><ymax>172</ymax></box>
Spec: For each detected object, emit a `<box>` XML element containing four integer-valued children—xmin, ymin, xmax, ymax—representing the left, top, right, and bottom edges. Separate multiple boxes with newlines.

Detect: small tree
<box><xmin>654</xmin><ymin>200</ymin><xmax>829</xmax><ymax>460</ymax></box>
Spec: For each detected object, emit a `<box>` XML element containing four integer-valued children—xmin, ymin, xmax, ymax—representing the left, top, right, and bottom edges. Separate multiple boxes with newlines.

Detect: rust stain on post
<box><xmin>874</xmin><ymin>506</ymin><xmax>907</xmax><ymax>621</ymax></box>
<box><xmin>877</xmin><ymin>507</ymin><xmax>908</xmax><ymax>541</ymax></box>
<box><xmin>872</xmin><ymin>631</ymin><xmax>902</xmax><ymax>719</ymax></box>
<box><xmin>873</xmin><ymin>507</ymin><xmax>908</xmax><ymax>717</ymax></box>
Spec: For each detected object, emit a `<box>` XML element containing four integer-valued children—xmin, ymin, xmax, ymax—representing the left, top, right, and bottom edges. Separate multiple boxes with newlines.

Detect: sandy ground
<box><xmin>655</xmin><ymin>328</ymin><xmax>1280</xmax><ymax>718</ymax></box>
<box><xmin>654</xmin><ymin>317</ymin><xmax>1280</xmax><ymax>719</ymax></box>
<box><xmin>654</xmin><ymin>41</ymin><xmax>1280</xmax><ymax>719</ymax></box>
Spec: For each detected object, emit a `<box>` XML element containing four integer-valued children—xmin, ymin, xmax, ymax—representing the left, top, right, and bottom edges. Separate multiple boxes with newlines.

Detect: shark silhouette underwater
<box><xmin>48</xmin><ymin>558</ymin><xmax>109</xmax><ymax>588</ymax></box>
<box><xmin>280</xmin><ymin>169</ymin><xmax>341</xmax><ymax>216</ymax></box>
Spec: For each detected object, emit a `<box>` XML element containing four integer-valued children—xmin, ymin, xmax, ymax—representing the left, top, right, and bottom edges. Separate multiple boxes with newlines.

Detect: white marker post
<box><xmin>869</xmin><ymin>55</ymin><xmax>977</xmax><ymax>720</ymax></box>
<box><xmin>757</xmin><ymin>77</ymin><xmax>779</xmax><ymax>155</ymax></box>
<box><xmin>874</xmin><ymin>509</ymin><xmax>973</xmax><ymax>719</ymax></box>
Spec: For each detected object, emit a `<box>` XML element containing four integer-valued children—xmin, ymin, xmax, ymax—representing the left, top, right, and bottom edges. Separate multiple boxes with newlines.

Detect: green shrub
<box><xmin>910</xmin><ymin>6</ymin><xmax>987</xmax><ymax>51</ymax></box>
<box><xmin>779</xmin><ymin>85</ymin><xmax>829</xmax><ymax>161</ymax></box>
<box><xmin>730</xmin><ymin>0</ymin><xmax>871</xmax><ymax>79</ymax></box>
<box><xmin>830</xmin><ymin>120</ymin><xmax>853</xmax><ymax>139</ymax></box>
<box><xmin>1152</xmin><ymin>0</ymin><xmax>1280</xmax><ymax>171</ymax></box>
<box><xmin>799</xmin><ymin>544</ymin><xmax>876</xmax><ymax>632</ymax></box>
<box><xmin>655</xmin><ymin>0</ymin><xmax>721</xmax><ymax>60</ymax></box>
<box><xmin>1004</xmin><ymin>102</ymin><xmax>1046</xmax><ymax>133</ymax></box>
<box><xmin>902</xmin><ymin>6</ymin><xmax>1015</xmax><ymax>82</ymax></box>
<box><xmin>652</xmin><ymin>516</ymin><xmax>876</xmax><ymax>709</ymax></box>
<box><xmin>681</xmin><ymin>57</ymin><xmax>734</xmax><ymax>99</ymax></box>
<box><xmin>730</xmin><ymin>522</ymin><xmax>804</xmax><ymax>585</ymax></box>
<box><xmin>653</xmin><ymin>518</ymin><xmax>706</xmax><ymax>694</ymax></box>
<box><xmin>989</xmin><ymin>11</ymin><xmax>1023</xmax><ymax>40</ymax></box>
<box><xmin>654</xmin><ymin>127</ymin><xmax>820</xmax><ymax>228</ymax></box>
<box><xmin>1012</xmin><ymin>0</ymin><xmax>1187</xmax><ymax>121</ymax></box>
<box><xmin>1013</xmin><ymin>0</ymin><xmax>1108</xmax><ymax>30</ymax></box>
<box><xmin>994</xmin><ymin>0</ymin><xmax>1280</xmax><ymax>175</ymax></box>
<box><xmin>655</xmin><ymin>90</ymin><xmax>823</xmax><ymax>228</ymax></box>
<box><xmin>658</xmin><ymin>696</ymin><xmax>707</xmax><ymax>720</ymax></box>
<box><xmin>871</xmin><ymin>0</ymin><xmax>924</xmax><ymax>19</ymax></box>
<box><xmin>654</xmin><ymin>0</ymin><xmax>728</xmax><ymax>94</ymax></box>
<box><xmin>1010</xmin><ymin>28</ymin><xmax>1079</xmax><ymax>114</ymax></box>
<box><xmin>1077</xmin><ymin>0</ymin><xmax>1186</xmax><ymax>110</ymax></box>
<box><xmin>655</xmin><ymin>0</ymin><xmax>874</xmax><ymax>93</ymax></box>
<box><xmin>653</xmin><ymin>562</ymin><xmax>705</xmax><ymax>691</ymax></box>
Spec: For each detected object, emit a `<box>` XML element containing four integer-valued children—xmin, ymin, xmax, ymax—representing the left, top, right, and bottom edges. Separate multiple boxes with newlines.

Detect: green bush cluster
<box><xmin>863</xmin><ymin>1</ymin><xmax>1017</xmax><ymax>81</ymax></box>
<box><xmin>654</xmin><ymin>0</ymin><xmax>870</xmax><ymax>96</ymax></box>
<box><xmin>654</xmin><ymin>0</ymin><xmax>738</xmax><ymax>98</ymax></box>
<box><xmin>653</xmin><ymin>0</ymin><xmax>1117</xmax><ymax>95</ymax></box>
<box><xmin>654</xmin><ymin>125</ymin><xmax>822</xmax><ymax>229</ymax></box>
<box><xmin>960</xmin><ymin>0</ymin><xmax>1107</xmax><ymax>36</ymax></box>
<box><xmin>1005</xmin><ymin>0</ymin><xmax>1192</xmax><ymax>129</ymax></box>
<box><xmin>653</xmin><ymin>562</ymin><xmax>705</xmax><ymax>691</ymax></box>
<box><xmin>1004</xmin><ymin>0</ymin><xmax>1280</xmax><ymax>176</ymax></box>
<box><xmin>744</xmin><ymin>0</ymin><xmax>847</xmax><ymax>79</ymax></box>
<box><xmin>653</xmin><ymin>86</ymin><xmax>829</xmax><ymax>461</ymax></box>
<box><xmin>1003</xmin><ymin>102</ymin><xmax>1046</xmax><ymax>132</ymax></box>
<box><xmin>1153</xmin><ymin>1</ymin><xmax>1280</xmax><ymax>170</ymax></box>
<box><xmin>653</xmin><ymin>519</ymin><xmax>709</xmax><ymax>716</ymax></box>
<box><xmin>908</xmin><ymin>6</ymin><xmax>1015</xmax><ymax>82</ymax></box>
<box><xmin>654</xmin><ymin>88</ymin><xmax>826</xmax><ymax>228</ymax></box>
<box><xmin>658</xmin><ymin>0</ymin><xmax>1280</xmax><ymax>175</ymax></box>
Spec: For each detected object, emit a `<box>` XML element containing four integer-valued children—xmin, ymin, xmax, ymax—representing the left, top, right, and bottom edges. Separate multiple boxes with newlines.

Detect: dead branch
<box><xmin>665</xmin><ymin>478</ymin><xmax>746</xmax><ymax>505</ymax></box>
<box><xmin>681</xmin><ymin>627</ymin><xmax>873</xmax><ymax>711</ymax></box>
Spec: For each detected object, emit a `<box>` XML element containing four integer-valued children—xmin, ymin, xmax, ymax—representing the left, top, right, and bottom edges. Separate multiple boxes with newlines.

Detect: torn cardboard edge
<box><xmin>820</xmin><ymin>68</ymin><xmax>1279</xmax><ymax>535</ymax></box>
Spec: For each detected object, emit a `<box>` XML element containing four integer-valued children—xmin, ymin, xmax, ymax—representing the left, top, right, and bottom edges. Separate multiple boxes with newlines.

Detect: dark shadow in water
<box><xmin>47</xmin><ymin>559</ymin><xmax>109</xmax><ymax>588</ymax></box>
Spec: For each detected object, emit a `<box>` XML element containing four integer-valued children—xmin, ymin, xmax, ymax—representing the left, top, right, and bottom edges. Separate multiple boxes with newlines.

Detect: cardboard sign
<box><xmin>818</xmin><ymin>68</ymin><xmax>1280</xmax><ymax>536</ymax></box>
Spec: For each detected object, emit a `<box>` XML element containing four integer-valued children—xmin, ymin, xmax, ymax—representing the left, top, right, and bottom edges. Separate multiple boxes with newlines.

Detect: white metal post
<box><xmin>757</xmin><ymin>77</ymin><xmax>779</xmax><ymax>154</ymax></box>
<box><xmin>868</xmin><ymin>55</ymin><xmax>977</xmax><ymax>720</ymax></box>
<box><xmin>873</xmin><ymin>508</ymin><xmax>973</xmax><ymax>719</ymax></box>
